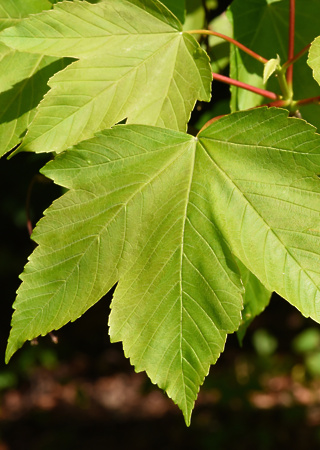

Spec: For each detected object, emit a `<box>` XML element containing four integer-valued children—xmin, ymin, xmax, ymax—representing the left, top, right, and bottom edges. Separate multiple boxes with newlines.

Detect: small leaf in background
<box><xmin>292</xmin><ymin>328</ymin><xmax>320</xmax><ymax>354</ymax></box>
<box><xmin>263</xmin><ymin>55</ymin><xmax>281</xmax><ymax>84</ymax></box>
<box><xmin>305</xmin><ymin>353</ymin><xmax>320</xmax><ymax>377</ymax></box>
<box><xmin>252</xmin><ymin>329</ymin><xmax>278</xmax><ymax>357</ymax></box>
<box><xmin>206</xmin><ymin>0</ymin><xmax>218</xmax><ymax>8</ymax></box>
<box><xmin>0</xmin><ymin>0</ymin><xmax>212</xmax><ymax>154</ymax></box>
<box><xmin>308</xmin><ymin>36</ymin><xmax>320</xmax><ymax>86</ymax></box>
<box><xmin>293</xmin><ymin>328</ymin><xmax>320</xmax><ymax>377</ymax></box>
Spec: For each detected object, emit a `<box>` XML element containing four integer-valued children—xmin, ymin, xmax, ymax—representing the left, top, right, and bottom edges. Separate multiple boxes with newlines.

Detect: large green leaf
<box><xmin>7</xmin><ymin>107</ymin><xmax>320</xmax><ymax>423</ymax></box>
<box><xmin>0</xmin><ymin>0</ymin><xmax>211</xmax><ymax>154</ymax></box>
<box><xmin>308</xmin><ymin>36</ymin><xmax>320</xmax><ymax>86</ymax></box>
<box><xmin>228</xmin><ymin>0</ymin><xmax>320</xmax><ymax>129</ymax></box>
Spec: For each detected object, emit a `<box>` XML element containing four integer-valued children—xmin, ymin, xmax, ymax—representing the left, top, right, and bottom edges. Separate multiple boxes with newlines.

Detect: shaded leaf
<box><xmin>0</xmin><ymin>0</ymin><xmax>211</xmax><ymax>154</ymax></box>
<box><xmin>0</xmin><ymin>51</ymin><xmax>72</xmax><ymax>157</ymax></box>
<box><xmin>161</xmin><ymin>0</ymin><xmax>185</xmax><ymax>24</ymax></box>
<box><xmin>0</xmin><ymin>0</ymin><xmax>52</xmax><ymax>31</ymax></box>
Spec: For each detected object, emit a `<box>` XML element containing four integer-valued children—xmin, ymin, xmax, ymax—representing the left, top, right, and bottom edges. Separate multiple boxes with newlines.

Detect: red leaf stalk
<box><xmin>287</xmin><ymin>0</ymin><xmax>295</xmax><ymax>86</ymax></box>
<box><xmin>187</xmin><ymin>29</ymin><xmax>268</xmax><ymax>64</ymax></box>
<box><xmin>212</xmin><ymin>73</ymin><xmax>278</xmax><ymax>100</ymax></box>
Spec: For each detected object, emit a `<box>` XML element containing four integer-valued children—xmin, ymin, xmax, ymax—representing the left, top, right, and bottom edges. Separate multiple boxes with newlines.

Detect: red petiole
<box><xmin>187</xmin><ymin>29</ymin><xmax>268</xmax><ymax>64</ymax></box>
<box><xmin>211</xmin><ymin>73</ymin><xmax>279</xmax><ymax>100</ymax></box>
<box><xmin>287</xmin><ymin>0</ymin><xmax>295</xmax><ymax>88</ymax></box>
<box><xmin>283</xmin><ymin>43</ymin><xmax>311</xmax><ymax>70</ymax></box>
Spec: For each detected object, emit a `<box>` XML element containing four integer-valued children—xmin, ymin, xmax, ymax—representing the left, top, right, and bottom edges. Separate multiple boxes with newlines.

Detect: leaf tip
<box><xmin>5</xmin><ymin>342</ymin><xmax>16</xmax><ymax>365</ymax></box>
<box><xmin>184</xmin><ymin>414</ymin><xmax>192</xmax><ymax>427</ymax></box>
<box><xmin>6</xmin><ymin>142</ymin><xmax>23</xmax><ymax>160</ymax></box>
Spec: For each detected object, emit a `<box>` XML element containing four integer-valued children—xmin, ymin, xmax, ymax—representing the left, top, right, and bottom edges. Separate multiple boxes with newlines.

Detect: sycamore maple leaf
<box><xmin>7</xmin><ymin>108</ymin><xmax>320</xmax><ymax>424</ymax></box>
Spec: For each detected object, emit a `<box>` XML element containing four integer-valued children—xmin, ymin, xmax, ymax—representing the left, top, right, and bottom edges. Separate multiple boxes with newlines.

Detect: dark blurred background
<box><xmin>1</xmin><ymin>0</ymin><xmax>320</xmax><ymax>449</ymax></box>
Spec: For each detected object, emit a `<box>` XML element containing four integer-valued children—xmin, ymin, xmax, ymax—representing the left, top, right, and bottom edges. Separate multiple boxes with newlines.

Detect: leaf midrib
<box><xmin>178</xmin><ymin>138</ymin><xmax>196</xmax><ymax>415</ymax></box>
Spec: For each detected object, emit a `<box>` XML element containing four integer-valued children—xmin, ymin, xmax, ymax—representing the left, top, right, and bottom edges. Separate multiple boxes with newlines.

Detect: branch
<box><xmin>282</xmin><ymin>43</ymin><xmax>311</xmax><ymax>70</ymax></box>
<box><xmin>212</xmin><ymin>72</ymin><xmax>279</xmax><ymax>100</ymax></box>
<box><xmin>295</xmin><ymin>96</ymin><xmax>320</xmax><ymax>106</ymax></box>
<box><xmin>187</xmin><ymin>29</ymin><xmax>268</xmax><ymax>64</ymax></box>
<box><xmin>259</xmin><ymin>99</ymin><xmax>289</xmax><ymax>108</ymax></box>
<box><xmin>198</xmin><ymin>115</ymin><xmax>226</xmax><ymax>133</ymax></box>
<box><xmin>287</xmin><ymin>0</ymin><xmax>295</xmax><ymax>87</ymax></box>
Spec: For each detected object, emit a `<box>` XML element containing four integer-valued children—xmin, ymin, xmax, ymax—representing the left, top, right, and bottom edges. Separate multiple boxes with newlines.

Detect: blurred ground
<box><xmin>1</xmin><ymin>284</ymin><xmax>320</xmax><ymax>449</ymax></box>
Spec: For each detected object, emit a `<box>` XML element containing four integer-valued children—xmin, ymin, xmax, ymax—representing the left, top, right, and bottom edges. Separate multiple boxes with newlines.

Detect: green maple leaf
<box><xmin>0</xmin><ymin>0</ymin><xmax>71</xmax><ymax>158</ymax></box>
<box><xmin>0</xmin><ymin>0</ymin><xmax>211</xmax><ymax>154</ymax></box>
<box><xmin>308</xmin><ymin>36</ymin><xmax>320</xmax><ymax>86</ymax></box>
<box><xmin>7</xmin><ymin>107</ymin><xmax>320</xmax><ymax>424</ymax></box>
<box><xmin>228</xmin><ymin>0</ymin><xmax>320</xmax><ymax>129</ymax></box>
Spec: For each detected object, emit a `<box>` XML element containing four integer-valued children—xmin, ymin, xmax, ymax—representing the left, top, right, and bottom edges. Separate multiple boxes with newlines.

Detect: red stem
<box><xmin>198</xmin><ymin>115</ymin><xmax>226</xmax><ymax>133</ymax></box>
<box><xmin>188</xmin><ymin>29</ymin><xmax>268</xmax><ymax>64</ymax></box>
<box><xmin>295</xmin><ymin>96</ymin><xmax>320</xmax><ymax>106</ymax></box>
<box><xmin>198</xmin><ymin>99</ymin><xmax>287</xmax><ymax>133</ymax></box>
<box><xmin>259</xmin><ymin>99</ymin><xmax>289</xmax><ymax>108</ymax></box>
<box><xmin>212</xmin><ymin>72</ymin><xmax>279</xmax><ymax>100</ymax></box>
<box><xmin>283</xmin><ymin>43</ymin><xmax>311</xmax><ymax>70</ymax></box>
<box><xmin>287</xmin><ymin>0</ymin><xmax>295</xmax><ymax>86</ymax></box>
<box><xmin>199</xmin><ymin>96</ymin><xmax>320</xmax><ymax>134</ymax></box>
